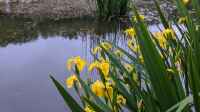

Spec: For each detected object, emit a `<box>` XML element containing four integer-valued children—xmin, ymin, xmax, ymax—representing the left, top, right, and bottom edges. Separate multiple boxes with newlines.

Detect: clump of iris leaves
<box><xmin>50</xmin><ymin>0</ymin><xmax>200</xmax><ymax>112</ymax></box>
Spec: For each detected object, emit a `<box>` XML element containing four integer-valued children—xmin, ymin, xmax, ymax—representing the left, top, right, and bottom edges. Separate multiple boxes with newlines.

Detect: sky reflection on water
<box><xmin>0</xmin><ymin>16</ymin><xmax>127</xmax><ymax>112</ymax></box>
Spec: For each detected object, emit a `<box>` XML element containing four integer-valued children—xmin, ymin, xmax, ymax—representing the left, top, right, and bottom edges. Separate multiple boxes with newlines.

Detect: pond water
<box><xmin>0</xmin><ymin>15</ymin><xmax>167</xmax><ymax>112</ymax></box>
<box><xmin>0</xmin><ymin>16</ymin><xmax>130</xmax><ymax>112</ymax></box>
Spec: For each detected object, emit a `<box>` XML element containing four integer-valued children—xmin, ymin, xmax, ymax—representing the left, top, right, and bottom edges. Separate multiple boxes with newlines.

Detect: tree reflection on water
<box><xmin>0</xmin><ymin>15</ymin><xmax>128</xmax><ymax>48</ymax></box>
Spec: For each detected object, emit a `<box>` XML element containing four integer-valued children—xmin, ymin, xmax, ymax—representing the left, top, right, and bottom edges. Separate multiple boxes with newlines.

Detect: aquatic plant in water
<box><xmin>50</xmin><ymin>0</ymin><xmax>200</xmax><ymax>111</ymax></box>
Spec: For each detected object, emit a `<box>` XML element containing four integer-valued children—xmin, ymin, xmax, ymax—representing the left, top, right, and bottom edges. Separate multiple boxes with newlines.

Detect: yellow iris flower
<box><xmin>88</xmin><ymin>61</ymin><xmax>99</xmax><ymax>72</ymax></box>
<box><xmin>117</xmin><ymin>95</ymin><xmax>126</xmax><ymax>105</ymax></box>
<box><xmin>99</xmin><ymin>61</ymin><xmax>110</xmax><ymax>77</ymax></box>
<box><xmin>101</xmin><ymin>42</ymin><xmax>112</xmax><ymax>51</ymax></box>
<box><xmin>67</xmin><ymin>56</ymin><xmax>86</xmax><ymax>72</ymax></box>
<box><xmin>163</xmin><ymin>28</ymin><xmax>176</xmax><ymax>39</ymax></box>
<box><xmin>178</xmin><ymin>17</ymin><xmax>187</xmax><ymax>24</ymax></box>
<box><xmin>91</xmin><ymin>80</ymin><xmax>105</xmax><ymax>97</ymax></box>
<box><xmin>124</xmin><ymin>63</ymin><xmax>134</xmax><ymax>72</ymax></box>
<box><xmin>88</xmin><ymin>60</ymin><xmax>110</xmax><ymax>78</ymax></box>
<box><xmin>84</xmin><ymin>105</ymin><xmax>95</xmax><ymax>112</ymax></box>
<box><xmin>114</xmin><ymin>49</ymin><xmax>124</xmax><ymax>57</ymax></box>
<box><xmin>125</xmin><ymin>28</ymin><xmax>136</xmax><ymax>38</ymax></box>
<box><xmin>66</xmin><ymin>75</ymin><xmax>78</xmax><ymax>88</ymax></box>
<box><xmin>91</xmin><ymin>46</ymin><xmax>102</xmax><ymax>55</ymax></box>
<box><xmin>127</xmin><ymin>40</ymin><xmax>140</xmax><ymax>53</ymax></box>
<box><xmin>182</xmin><ymin>0</ymin><xmax>190</xmax><ymax>5</ymax></box>
<box><xmin>132</xmin><ymin>15</ymin><xmax>145</xmax><ymax>22</ymax></box>
<box><xmin>92</xmin><ymin>42</ymin><xmax>112</xmax><ymax>55</ymax></box>
<box><xmin>139</xmin><ymin>55</ymin><xmax>144</xmax><ymax>64</ymax></box>
<box><xmin>133</xmin><ymin>44</ymin><xmax>140</xmax><ymax>53</ymax></box>
<box><xmin>153</xmin><ymin>32</ymin><xmax>167</xmax><ymax>49</ymax></box>
<box><xmin>105</xmin><ymin>82</ymin><xmax>113</xmax><ymax>98</ymax></box>
<box><xmin>167</xmin><ymin>68</ymin><xmax>175</xmax><ymax>74</ymax></box>
<box><xmin>91</xmin><ymin>80</ymin><xmax>113</xmax><ymax>98</ymax></box>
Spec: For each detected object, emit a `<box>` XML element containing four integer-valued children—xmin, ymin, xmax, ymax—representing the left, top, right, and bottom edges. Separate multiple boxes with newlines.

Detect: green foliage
<box><xmin>96</xmin><ymin>0</ymin><xmax>130</xmax><ymax>20</ymax></box>
<box><xmin>50</xmin><ymin>75</ymin><xmax>84</xmax><ymax>112</ymax></box>
<box><xmin>50</xmin><ymin>0</ymin><xmax>200</xmax><ymax>111</ymax></box>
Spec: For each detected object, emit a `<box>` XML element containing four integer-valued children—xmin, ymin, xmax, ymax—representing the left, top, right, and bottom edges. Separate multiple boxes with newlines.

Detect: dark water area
<box><xmin>0</xmin><ymin>16</ymin><xmax>129</xmax><ymax>112</ymax></box>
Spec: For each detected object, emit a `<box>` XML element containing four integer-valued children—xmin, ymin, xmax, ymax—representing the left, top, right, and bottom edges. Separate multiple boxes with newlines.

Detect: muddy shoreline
<box><xmin>0</xmin><ymin>0</ymin><xmax>177</xmax><ymax>23</ymax></box>
<box><xmin>0</xmin><ymin>0</ymin><xmax>96</xmax><ymax>19</ymax></box>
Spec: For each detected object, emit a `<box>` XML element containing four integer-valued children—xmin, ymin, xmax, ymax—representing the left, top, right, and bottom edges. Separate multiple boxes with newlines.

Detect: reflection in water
<box><xmin>0</xmin><ymin>16</ymin><xmax>128</xmax><ymax>112</ymax></box>
<box><xmin>5</xmin><ymin>0</ymin><xmax>11</xmax><ymax>13</ymax></box>
<box><xmin>0</xmin><ymin>15</ymin><xmax>128</xmax><ymax>47</ymax></box>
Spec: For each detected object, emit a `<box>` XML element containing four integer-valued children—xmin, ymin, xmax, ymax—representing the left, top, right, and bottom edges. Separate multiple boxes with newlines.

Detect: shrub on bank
<box><xmin>96</xmin><ymin>0</ymin><xmax>130</xmax><ymax>20</ymax></box>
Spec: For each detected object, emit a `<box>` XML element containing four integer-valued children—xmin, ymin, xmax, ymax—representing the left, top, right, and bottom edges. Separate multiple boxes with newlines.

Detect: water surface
<box><xmin>0</xmin><ymin>16</ymin><xmax>127</xmax><ymax>112</ymax></box>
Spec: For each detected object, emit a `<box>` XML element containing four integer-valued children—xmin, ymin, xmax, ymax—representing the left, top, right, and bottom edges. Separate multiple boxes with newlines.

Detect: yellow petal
<box><xmin>88</xmin><ymin>61</ymin><xmax>99</xmax><ymax>72</ymax></box>
<box><xmin>99</xmin><ymin>61</ymin><xmax>110</xmax><ymax>77</ymax></box>
<box><xmin>67</xmin><ymin>56</ymin><xmax>86</xmax><ymax>72</ymax></box>
<box><xmin>91</xmin><ymin>46</ymin><xmax>102</xmax><ymax>55</ymax></box>
<box><xmin>84</xmin><ymin>105</ymin><xmax>95</xmax><ymax>112</ymax></box>
<box><xmin>153</xmin><ymin>32</ymin><xmax>167</xmax><ymax>49</ymax></box>
<box><xmin>101</xmin><ymin>42</ymin><xmax>112</xmax><ymax>51</ymax></box>
<box><xmin>75</xmin><ymin>57</ymin><xmax>86</xmax><ymax>72</ymax></box>
<box><xmin>66</xmin><ymin>75</ymin><xmax>78</xmax><ymax>88</ymax></box>
<box><xmin>139</xmin><ymin>55</ymin><xmax>144</xmax><ymax>64</ymax></box>
<box><xmin>182</xmin><ymin>0</ymin><xmax>190</xmax><ymax>5</ymax></box>
<box><xmin>114</xmin><ymin>49</ymin><xmax>124</xmax><ymax>57</ymax></box>
<box><xmin>132</xmin><ymin>15</ymin><xmax>145</xmax><ymax>22</ymax></box>
<box><xmin>67</xmin><ymin>59</ymin><xmax>73</xmax><ymax>71</ymax></box>
<box><xmin>117</xmin><ymin>95</ymin><xmax>126</xmax><ymax>105</ymax></box>
<box><xmin>124</xmin><ymin>63</ymin><xmax>134</xmax><ymax>72</ymax></box>
<box><xmin>91</xmin><ymin>80</ymin><xmax>105</xmax><ymax>97</ymax></box>
<box><xmin>178</xmin><ymin>17</ymin><xmax>187</xmax><ymax>24</ymax></box>
<box><xmin>163</xmin><ymin>28</ymin><xmax>175</xmax><ymax>39</ymax></box>
<box><xmin>105</xmin><ymin>82</ymin><xmax>113</xmax><ymax>98</ymax></box>
<box><xmin>133</xmin><ymin>44</ymin><xmax>140</xmax><ymax>53</ymax></box>
<box><xmin>125</xmin><ymin>28</ymin><xmax>136</xmax><ymax>38</ymax></box>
